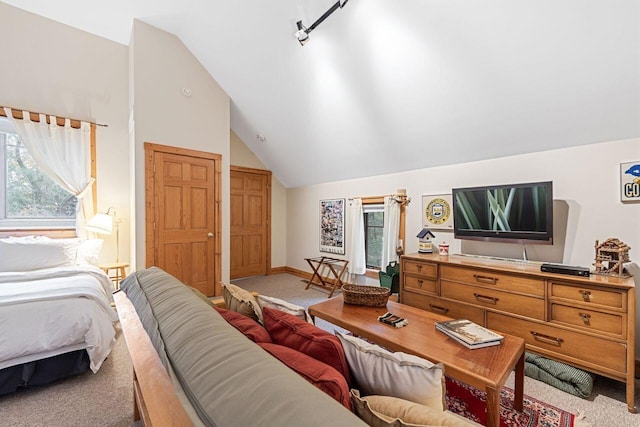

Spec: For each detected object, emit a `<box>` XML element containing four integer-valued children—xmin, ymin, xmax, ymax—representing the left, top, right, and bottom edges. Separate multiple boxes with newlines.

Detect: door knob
<box><xmin>207</xmin><ymin>232</ymin><xmax>214</xmax><ymax>238</ymax></box>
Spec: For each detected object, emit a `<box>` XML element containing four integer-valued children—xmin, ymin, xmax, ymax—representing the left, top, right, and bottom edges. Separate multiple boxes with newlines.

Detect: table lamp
<box><xmin>86</xmin><ymin>207</ymin><xmax>121</xmax><ymax>262</ymax></box>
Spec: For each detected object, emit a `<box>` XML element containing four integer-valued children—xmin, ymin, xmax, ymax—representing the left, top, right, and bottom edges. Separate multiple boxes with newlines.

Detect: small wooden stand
<box><xmin>304</xmin><ymin>256</ymin><xmax>349</xmax><ymax>298</ymax></box>
<box><xmin>99</xmin><ymin>262</ymin><xmax>129</xmax><ymax>291</ymax></box>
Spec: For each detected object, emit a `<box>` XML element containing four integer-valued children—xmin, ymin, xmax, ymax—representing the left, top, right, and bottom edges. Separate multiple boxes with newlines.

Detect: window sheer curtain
<box><xmin>4</xmin><ymin>108</ymin><xmax>95</xmax><ymax>238</ymax></box>
<box><xmin>382</xmin><ymin>196</ymin><xmax>401</xmax><ymax>268</ymax></box>
<box><xmin>346</xmin><ymin>198</ymin><xmax>366</xmax><ymax>281</ymax></box>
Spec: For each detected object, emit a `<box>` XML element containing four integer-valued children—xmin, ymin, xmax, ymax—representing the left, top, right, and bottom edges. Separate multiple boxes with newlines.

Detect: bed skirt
<box><xmin>0</xmin><ymin>349</ymin><xmax>90</xmax><ymax>395</ymax></box>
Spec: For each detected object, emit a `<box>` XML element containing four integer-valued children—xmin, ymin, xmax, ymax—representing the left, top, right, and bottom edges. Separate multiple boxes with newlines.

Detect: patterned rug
<box><xmin>446</xmin><ymin>377</ymin><xmax>576</xmax><ymax>427</ymax></box>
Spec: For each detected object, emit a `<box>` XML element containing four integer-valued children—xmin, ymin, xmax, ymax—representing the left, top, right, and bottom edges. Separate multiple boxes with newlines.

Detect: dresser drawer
<box><xmin>441</xmin><ymin>265</ymin><xmax>544</xmax><ymax>296</ymax></box>
<box><xmin>402</xmin><ymin>260</ymin><xmax>438</xmax><ymax>278</ymax></box>
<box><xmin>550</xmin><ymin>303</ymin><xmax>626</xmax><ymax>337</ymax></box>
<box><xmin>404</xmin><ymin>274</ymin><xmax>437</xmax><ymax>295</ymax></box>
<box><xmin>442</xmin><ymin>281</ymin><xmax>544</xmax><ymax>320</ymax></box>
<box><xmin>550</xmin><ymin>282</ymin><xmax>626</xmax><ymax>311</ymax></box>
<box><xmin>417</xmin><ymin>294</ymin><xmax>485</xmax><ymax>325</ymax></box>
<box><xmin>487</xmin><ymin>312</ymin><xmax>627</xmax><ymax>373</ymax></box>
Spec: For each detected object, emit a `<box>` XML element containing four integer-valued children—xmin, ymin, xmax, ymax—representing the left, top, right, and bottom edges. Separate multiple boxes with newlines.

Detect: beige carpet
<box><xmin>0</xmin><ymin>323</ymin><xmax>134</xmax><ymax>427</ymax></box>
<box><xmin>1</xmin><ymin>273</ymin><xmax>639</xmax><ymax>427</ymax></box>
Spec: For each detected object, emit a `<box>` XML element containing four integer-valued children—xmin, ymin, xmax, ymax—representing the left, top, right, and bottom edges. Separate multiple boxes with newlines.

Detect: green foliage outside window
<box><xmin>365</xmin><ymin>211</ymin><xmax>383</xmax><ymax>269</ymax></box>
<box><xmin>4</xmin><ymin>133</ymin><xmax>76</xmax><ymax>218</ymax></box>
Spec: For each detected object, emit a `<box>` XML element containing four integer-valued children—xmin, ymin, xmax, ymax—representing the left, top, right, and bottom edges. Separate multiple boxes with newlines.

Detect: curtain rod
<box><xmin>349</xmin><ymin>191</ymin><xmax>411</xmax><ymax>205</ymax></box>
<box><xmin>0</xmin><ymin>106</ymin><xmax>108</xmax><ymax>127</ymax></box>
<box><xmin>348</xmin><ymin>194</ymin><xmax>395</xmax><ymax>200</ymax></box>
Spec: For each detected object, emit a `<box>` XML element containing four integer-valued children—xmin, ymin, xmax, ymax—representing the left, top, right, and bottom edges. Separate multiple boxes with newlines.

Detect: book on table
<box><xmin>435</xmin><ymin>319</ymin><xmax>504</xmax><ymax>349</ymax></box>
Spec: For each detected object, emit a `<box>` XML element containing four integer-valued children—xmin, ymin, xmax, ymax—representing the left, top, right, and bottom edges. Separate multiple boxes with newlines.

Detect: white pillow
<box><xmin>336</xmin><ymin>332</ymin><xmax>445</xmax><ymax>411</ymax></box>
<box><xmin>0</xmin><ymin>236</ymin><xmax>79</xmax><ymax>272</ymax></box>
<box><xmin>257</xmin><ymin>295</ymin><xmax>313</xmax><ymax>323</ymax></box>
<box><xmin>76</xmin><ymin>239</ymin><xmax>104</xmax><ymax>266</ymax></box>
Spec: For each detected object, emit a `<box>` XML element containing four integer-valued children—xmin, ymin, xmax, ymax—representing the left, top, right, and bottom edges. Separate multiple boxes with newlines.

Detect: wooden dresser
<box><xmin>399</xmin><ymin>252</ymin><xmax>636</xmax><ymax>412</ymax></box>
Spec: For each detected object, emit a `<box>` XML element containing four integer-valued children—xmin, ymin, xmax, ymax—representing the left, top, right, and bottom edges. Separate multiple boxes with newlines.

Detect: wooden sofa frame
<box><xmin>114</xmin><ymin>290</ymin><xmax>258</xmax><ymax>426</ymax></box>
<box><xmin>114</xmin><ymin>291</ymin><xmax>194</xmax><ymax>426</ymax></box>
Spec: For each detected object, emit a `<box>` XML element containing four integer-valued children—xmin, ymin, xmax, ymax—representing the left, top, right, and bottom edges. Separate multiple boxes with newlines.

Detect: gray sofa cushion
<box><xmin>120</xmin><ymin>271</ymin><xmax>170</xmax><ymax>369</ymax></box>
<box><xmin>124</xmin><ymin>267</ymin><xmax>365</xmax><ymax>427</ymax></box>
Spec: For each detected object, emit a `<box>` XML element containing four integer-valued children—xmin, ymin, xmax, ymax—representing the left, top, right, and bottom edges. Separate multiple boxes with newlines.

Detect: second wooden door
<box><xmin>230</xmin><ymin>166</ymin><xmax>271</xmax><ymax>279</ymax></box>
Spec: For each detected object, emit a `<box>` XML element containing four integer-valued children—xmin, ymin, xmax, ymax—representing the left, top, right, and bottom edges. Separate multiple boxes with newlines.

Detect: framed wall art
<box><xmin>422</xmin><ymin>194</ymin><xmax>453</xmax><ymax>230</ymax></box>
<box><xmin>319</xmin><ymin>198</ymin><xmax>345</xmax><ymax>254</ymax></box>
<box><xmin>620</xmin><ymin>161</ymin><xmax>640</xmax><ymax>203</ymax></box>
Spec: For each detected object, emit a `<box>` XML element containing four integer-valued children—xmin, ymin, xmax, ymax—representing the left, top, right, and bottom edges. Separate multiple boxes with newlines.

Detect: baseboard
<box><xmin>268</xmin><ymin>266</ymin><xmax>287</xmax><ymax>275</ymax></box>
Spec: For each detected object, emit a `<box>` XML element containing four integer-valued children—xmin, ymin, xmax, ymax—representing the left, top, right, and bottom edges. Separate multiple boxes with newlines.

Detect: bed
<box><xmin>0</xmin><ymin>236</ymin><xmax>118</xmax><ymax>394</ymax></box>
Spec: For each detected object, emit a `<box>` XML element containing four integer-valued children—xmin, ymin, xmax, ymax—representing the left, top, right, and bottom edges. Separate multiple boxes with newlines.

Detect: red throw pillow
<box><xmin>262</xmin><ymin>306</ymin><xmax>352</xmax><ymax>386</ymax></box>
<box><xmin>214</xmin><ymin>306</ymin><xmax>272</xmax><ymax>343</ymax></box>
<box><xmin>259</xmin><ymin>343</ymin><xmax>351</xmax><ymax>409</ymax></box>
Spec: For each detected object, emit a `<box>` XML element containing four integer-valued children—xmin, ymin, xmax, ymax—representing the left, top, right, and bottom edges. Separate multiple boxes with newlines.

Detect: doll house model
<box><xmin>594</xmin><ymin>238</ymin><xmax>631</xmax><ymax>277</ymax></box>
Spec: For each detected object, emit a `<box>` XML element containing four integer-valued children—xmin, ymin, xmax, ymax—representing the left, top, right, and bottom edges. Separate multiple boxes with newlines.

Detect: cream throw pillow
<box><xmin>337</xmin><ymin>332</ymin><xmax>445</xmax><ymax>410</ymax></box>
<box><xmin>222</xmin><ymin>283</ymin><xmax>263</xmax><ymax>323</ymax></box>
<box><xmin>350</xmin><ymin>390</ymin><xmax>472</xmax><ymax>427</ymax></box>
<box><xmin>257</xmin><ymin>295</ymin><xmax>313</xmax><ymax>323</ymax></box>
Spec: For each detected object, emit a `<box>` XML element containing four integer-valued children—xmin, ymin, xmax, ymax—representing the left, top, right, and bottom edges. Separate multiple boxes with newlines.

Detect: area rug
<box><xmin>445</xmin><ymin>377</ymin><xmax>585</xmax><ymax>427</ymax></box>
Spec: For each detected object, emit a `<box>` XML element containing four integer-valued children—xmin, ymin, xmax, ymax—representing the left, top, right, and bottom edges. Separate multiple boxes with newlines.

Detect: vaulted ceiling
<box><xmin>4</xmin><ymin>0</ymin><xmax>639</xmax><ymax>188</ymax></box>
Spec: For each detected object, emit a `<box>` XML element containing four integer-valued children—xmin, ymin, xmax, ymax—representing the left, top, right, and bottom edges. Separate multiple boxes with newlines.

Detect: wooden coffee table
<box><xmin>308</xmin><ymin>296</ymin><xmax>525</xmax><ymax>427</ymax></box>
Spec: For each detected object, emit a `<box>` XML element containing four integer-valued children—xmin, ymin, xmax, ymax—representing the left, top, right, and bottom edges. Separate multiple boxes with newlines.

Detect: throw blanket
<box><xmin>525</xmin><ymin>352</ymin><xmax>593</xmax><ymax>398</ymax></box>
<box><xmin>0</xmin><ymin>266</ymin><xmax>118</xmax><ymax>372</ymax></box>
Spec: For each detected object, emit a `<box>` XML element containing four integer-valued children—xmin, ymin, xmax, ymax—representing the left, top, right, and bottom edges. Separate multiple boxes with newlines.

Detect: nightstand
<box><xmin>99</xmin><ymin>262</ymin><xmax>129</xmax><ymax>291</ymax></box>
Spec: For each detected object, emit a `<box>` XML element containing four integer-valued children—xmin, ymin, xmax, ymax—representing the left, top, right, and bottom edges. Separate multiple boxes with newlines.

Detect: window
<box><xmin>0</xmin><ymin>118</ymin><xmax>76</xmax><ymax>229</ymax></box>
<box><xmin>363</xmin><ymin>204</ymin><xmax>384</xmax><ymax>269</ymax></box>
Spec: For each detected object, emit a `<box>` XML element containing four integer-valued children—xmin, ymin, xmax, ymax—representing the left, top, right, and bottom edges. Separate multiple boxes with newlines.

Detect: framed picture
<box><xmin>620</xmin><ymin>161</ymin><xmax>640</xmax><ymax>203</ymax></box>
<box><xmin>320</xmin><ymin>198</ymin><xmax>345</xmax><ymax>254</ymax></box>
<box><xmin>422</xmin><ymin>194</ymin><xmax>453</xmax><ymax>230</ymax></box>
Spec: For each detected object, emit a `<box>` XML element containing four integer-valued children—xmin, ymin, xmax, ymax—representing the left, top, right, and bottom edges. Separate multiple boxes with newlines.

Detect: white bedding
<box><xmin>0</xmin><ymin>265</ymin><xmax>118</xmax><ymax>372</ymax></box>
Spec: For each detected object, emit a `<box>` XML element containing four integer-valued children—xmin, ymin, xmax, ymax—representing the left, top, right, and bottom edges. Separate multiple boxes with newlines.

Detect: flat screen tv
<box><xmin>452</xmin><ymin>181</ymin><xmax>553</xmax><ymax>244</ymax></box>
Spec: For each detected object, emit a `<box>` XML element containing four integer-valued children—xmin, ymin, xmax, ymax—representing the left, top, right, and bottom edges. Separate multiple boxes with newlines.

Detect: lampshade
<box><xmin>85</xmin><ymin>213</ymin><xmax>113</xmax><ymax>235</ymax></box>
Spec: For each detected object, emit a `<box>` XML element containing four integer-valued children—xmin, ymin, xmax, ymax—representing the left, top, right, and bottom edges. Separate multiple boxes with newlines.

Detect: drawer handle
<box><xmin>579</xmin><ymin>312</ymin><xmax>591</xmax><ymax>325</ymax></box>
<box><xmin>429</xmin><ymin>304</ymin><xmax>449</xmax><ymax>314</ymax></box>
<box><xmin>473</xmin><ymin>274</ymin><xmax>498</xmax><ymax>285</ymax></box>
<box><xmin>579</xmin><ymin>290</ymin><xmax>592</xmax><ymax>302</ymax></box>
<box><xmin>417</xmin><ymin>265</ymin><xmax>423</xmax><ymax>271</ymax></box>
<box><xmin>530</xmin><ymin>331</ymin><xmax>564</xmax><ymax>346</ymax></box>
<box><xmin>417</xmin><ymin>280</ymin><xmax>424</xmax><ymax>287</ymax></box>
<box><xmin>473</xmin><ymin>293</ymin><xmax>499</xmax><ymax>304</ymax></box>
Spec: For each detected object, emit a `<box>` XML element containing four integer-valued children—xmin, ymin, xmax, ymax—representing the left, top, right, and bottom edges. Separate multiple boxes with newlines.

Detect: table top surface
<box><xmin>308</xmin><ymin>296</ymin><xmax>525</xmax><ymax>390</ymax></box>
<box><xmin>99</xmin><ymin>262</ymin><xmax>129</xmax><ymax>269</ymax></box>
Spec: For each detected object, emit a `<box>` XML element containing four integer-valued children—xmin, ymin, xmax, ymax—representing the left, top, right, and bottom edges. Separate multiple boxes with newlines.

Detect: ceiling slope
<box><xmin>4</xmin><ymin>0</ymin><xmax>639</xmax><ymax>187</ymax></box>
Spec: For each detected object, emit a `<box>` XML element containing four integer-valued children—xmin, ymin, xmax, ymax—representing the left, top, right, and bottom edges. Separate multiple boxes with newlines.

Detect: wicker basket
<box><xmin>342</xmin><ymin>284</ymin><xmax>390</xmax><ymax>307</ymax></box>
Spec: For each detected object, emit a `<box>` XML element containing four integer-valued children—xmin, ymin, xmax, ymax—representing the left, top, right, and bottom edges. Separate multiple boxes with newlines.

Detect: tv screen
<box><xmin>452</xmin><ymin>181</ymin><xmax>553</xmax><ymax>244</ymax></box>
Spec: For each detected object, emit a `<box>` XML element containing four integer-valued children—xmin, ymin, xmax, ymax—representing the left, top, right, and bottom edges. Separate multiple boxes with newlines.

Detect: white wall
<box><xmin>130</xmin><ymin>21</ymin><xmax>231</xmax><ymax>281</ymax></box>
<box><xmin>287</xmin><ymin>137</ymin><xmax>640</xmax><ymax>353</ymax></box>
<box><xmin>0</xmin><ymin>2</ymin><xmax>130</xmax><ymax>265</ymax></box>
<box><xmin>230</xmin><ymin>130</ymin><xmax>287</xmax><ymax>268</ymax></box>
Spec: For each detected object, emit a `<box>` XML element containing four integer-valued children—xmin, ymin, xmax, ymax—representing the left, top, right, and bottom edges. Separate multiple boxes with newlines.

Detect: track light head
<box><xmin>295</xmin><ymin>20</ymin><xmax>309</xmax><ymax>46</ymax></box>
<box><xmin>294</xmin><ymin>0</ymin><xmax>350</xmax><ymax>46</ymax></box>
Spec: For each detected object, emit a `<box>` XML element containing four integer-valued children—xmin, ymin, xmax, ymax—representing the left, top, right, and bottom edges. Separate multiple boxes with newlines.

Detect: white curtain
<box><xmin>346</xmin><ymin>198</ymin><xmax>366</xmax><ymax>279</ymax></box>
<box><xmin>5</xmin><ymin>108</ymin><xmax>95</xmax><ymax>238</ymax></box>
<box><xmin>382</xmin><ymin>196</ymin><xmax>401</xmax><ymax>268</ymax></box>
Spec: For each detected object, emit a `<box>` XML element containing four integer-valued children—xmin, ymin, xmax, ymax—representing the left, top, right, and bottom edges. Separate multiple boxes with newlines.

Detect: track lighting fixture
<box><xmin>295</xmin><ymin>0</ymin><xmax>349</xmax><ymax>46</ymax></box>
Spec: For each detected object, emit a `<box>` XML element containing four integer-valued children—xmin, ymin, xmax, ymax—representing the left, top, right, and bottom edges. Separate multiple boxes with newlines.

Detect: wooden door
<box><xmin>230</xmin><ymin>166</ymin><xmax>271</xmax><ymax>279</ymax></box>
<box><xmin>145</xmin><ymin>143</ymin><xmax>221</xmax><ymax>296</ymax></box>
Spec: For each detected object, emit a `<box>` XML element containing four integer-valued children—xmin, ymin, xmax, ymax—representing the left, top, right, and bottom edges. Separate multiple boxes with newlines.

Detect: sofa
<box><xmin>117</xmin><ymin>267</ymin><xmax>477</xmax><ymax>426</ymax></box>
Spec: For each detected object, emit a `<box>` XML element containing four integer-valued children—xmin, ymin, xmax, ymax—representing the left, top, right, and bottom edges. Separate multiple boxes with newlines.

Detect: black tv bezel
<box><xmin>452</xmin><ymin>181</ymin><xmax>554</xmax><ymax>245</ymax></box>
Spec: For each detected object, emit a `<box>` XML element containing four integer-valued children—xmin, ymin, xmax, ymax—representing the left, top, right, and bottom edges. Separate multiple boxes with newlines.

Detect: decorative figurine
<box><xmin>417</xmin><ymin>228</ymin><xmax>436</xmax><ymax>253</ymax></box>
<box><xmin>594</xmin><ymin>238</ymin><xmax>631</xmax><ymax>277</ymax></box>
